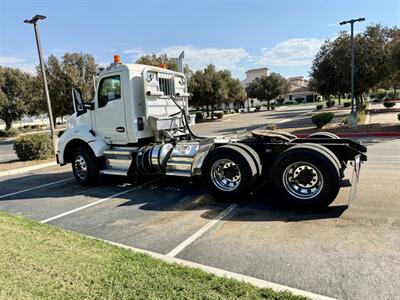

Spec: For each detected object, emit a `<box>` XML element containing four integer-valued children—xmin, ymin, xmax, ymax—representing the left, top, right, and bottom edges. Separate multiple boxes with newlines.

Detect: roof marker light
<box><xmin>114</xmin><ymin>55</ymin><xmax>121</xmax><ymax>64</ymax></box>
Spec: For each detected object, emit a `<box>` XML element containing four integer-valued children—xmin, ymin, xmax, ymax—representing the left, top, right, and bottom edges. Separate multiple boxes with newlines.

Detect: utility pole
<box><xmin>339</xmin><ymin>17</ymin><xmax>365</xmax><ymax>128</ymax></box>
<box><xmin>24</xmin><ymin>15</ymin><xmax>56</xmax><ymax>152</ymax></box>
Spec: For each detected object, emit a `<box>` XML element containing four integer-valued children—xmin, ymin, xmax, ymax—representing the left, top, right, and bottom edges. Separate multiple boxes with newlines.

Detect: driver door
<box><xmin>93</xmin><ymin>73</ymin><xmax>128</xmax><ymax>144</ymax></box>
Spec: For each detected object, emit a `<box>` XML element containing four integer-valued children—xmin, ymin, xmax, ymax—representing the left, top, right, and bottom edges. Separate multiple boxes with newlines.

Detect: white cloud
<box><xmin>123</xmin><ymin>47</ymin><xmax>144</xmax><ymax>55</ymax></box>
<box><xmin>254</xmin><ymin>38</ymin><xmax>324</xmax><ymax>68</ymax></box>
<box><xmin>0</xmin><ymin>55</ymin><xmax>37</xmax><ymax>73</ymax></box>
<box><xmin>0</xmin><ymin>56</ymin><xmax>27</xmax><ymax>64</ymax></box>
<box><xmin>160</xmin><ymin>45</ymin><xmax>249</xmax><ymax>71</ymax></box>
<box><xmin>327</xmin><ymin>23</ymin><xmax>339</xmax><ymax>28</ymax></box>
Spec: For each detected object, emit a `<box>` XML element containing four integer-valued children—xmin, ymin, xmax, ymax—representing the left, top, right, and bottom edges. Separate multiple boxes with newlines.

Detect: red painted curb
<box><xmin>296</xmin><ymin>132</ymin><xmax>400</xmax><ymax>138</ymax></box>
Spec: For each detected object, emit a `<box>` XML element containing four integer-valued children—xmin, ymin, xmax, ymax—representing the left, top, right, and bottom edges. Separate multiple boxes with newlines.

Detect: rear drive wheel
<box><xmin>271</xmin><ymin>144</ymin><xmax>340</xmax><ymax>210</ymax></box>
<box><xmin>72</xmin><ymin>146</ymin><xmax>99</xmax><ymax>185</ymax></box>
<box><xmin>202</xmin><ymin>145</ymin><xmax>258</xmax><ymax>200</ymax></box>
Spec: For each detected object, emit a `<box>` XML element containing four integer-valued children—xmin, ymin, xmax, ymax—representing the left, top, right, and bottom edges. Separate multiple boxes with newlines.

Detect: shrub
<box><xmin>311</xmin><ymin>112</ymin><xmax>334</xmax><ymax>129</ymax></box>
<box><xmin>31</xmin><ymin>124</ymin><xmax>40</xmax><ymax>130</ymax></box>
<box><xmin>195</xmin><ymin>112</ymin><xmax>203</xmax><ymax>120</ymax></box>
<box><xmin>277</xmin><ymin>98</ymin><xmax>284</xmax><ymax>105</ymax></box>
<box><xmin>214</xmin><ymin>112</ymin><xmax>224</xmax><ymax>119</ymax></box>
<box><xmin>326</xmin><ymin>100</ymin><xmax>335</xmax><ymax>107</ymax></box>
<box><xmin>57</xmin><ymin>130</ymin><xmax>65</xmax><ymax>137</ymax></box>
<box><xmin>255</xmin><ymin>104</ymin><xmax>262</xmax><ymax>111</ymax></box>
<box><xmin>295</xmin><ymin>98</ymin><xmax>304</xmax><ymax>104</ymax></box>
<box><xmin>388</xmin><ymin>90</ymin><xmax>399</xmax><ymax>99</ymax></box>
<box><xmin>398</xmin><ymin>113</ymin><xmax>400</xmax><ymax>121</ymax></box>
<box><xmin>13</xmin><ymin>134</ymin><xmax>54</xmax><ymax>161</ymax></box>
<box><xmin>266</xmin><ymin>123</ymin><xmax>277</xmax><ymax>130</ymax></box>
<box><xmin>343</xmin><ymin>102</ymin><xmax>351</xmax><ymax>108</ymax></box>
<box><xmin>383</xmin><ymin>101</ymin><xmax>396</xmax><ymax>108</ymax></box>
<box><xmin>376</xmin><ymin>89</ymin><xmax>386</xmax><ymax>100</ymax></box>
<box><xmin>316</xmin><ymin>104</ymin><xmax>323</xmax><ymax>110</ymax></box>
<box><xmin>270</xmin><ymin>104</ymin><xmax>276</xmax><ymax>110</ymax></box>
<box><xmin>0</xmin><ymin>128</ymin><xmax>18</xmax><ymax>138</ymax></box>
<box><xmin>342</xmin><ymin>112</ymin><xmax>362</xmax><ymax>125</ymax></box>
<box><xmin>360</xmin><ymin>103</ymin><xmax>368</xmax><ymax>111</ymax></box>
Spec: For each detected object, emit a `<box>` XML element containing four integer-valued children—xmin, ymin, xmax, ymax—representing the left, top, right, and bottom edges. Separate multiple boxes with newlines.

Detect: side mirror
<box><xmin>72</xmin><ymin>88</ymin><xmax>91</xmax><ymax>116</ymax></box>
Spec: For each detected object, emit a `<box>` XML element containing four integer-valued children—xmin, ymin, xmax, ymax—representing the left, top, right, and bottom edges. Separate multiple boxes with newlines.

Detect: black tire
<box><xmin>229</xmin><ymin>142</ymin><xmax>262</xmax><ymax>175</ymax></box>
<box><xmin>305</xmin><ymin>138</ymin><xmax>347</xmax><ymax>178</ymax></box>
<box><xmin>270</xmin><ymin>144</ymin><xmax>341</xmax><ymax>210</ymax></box>
<box><xmin>202</xmin><ymin>145</ymin><xmax>258</xmax><ymax>200</ymax></box>
<box><xmin>297</xmin><ymin>143</ymin><xmax>342</xmax><ymax>173</ymax></box>
<box><xmin>72</xmin><ymin>146</ymin><xmax>99</xmax><ymax>186</ymax></box>
<box><xmin>307</xmin><ymin>132</ymin><xmax>340</xmax><ymax>139</ymax></box>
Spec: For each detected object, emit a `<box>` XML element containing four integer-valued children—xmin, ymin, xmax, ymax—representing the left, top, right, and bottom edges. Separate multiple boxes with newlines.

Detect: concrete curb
<box><xmin>0</xmin><ymin>161</ymin><xmax>57</xmax><ymax>178</ymax></box>
<box><xmin>296</xmin><ymin>132</ymin><xmax>400</xmax><ymax>138</ymax></box>
<box><xmin>82</xmin><ymin>235</ymin><xmax>336</xmax><ymax>300</ymax></box>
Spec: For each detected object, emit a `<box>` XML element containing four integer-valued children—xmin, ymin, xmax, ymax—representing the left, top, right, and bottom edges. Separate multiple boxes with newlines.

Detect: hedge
<box><xmin>311</xmin><ymin>112</ymin><xmax>334</xmax><ymax>129</ymax></box>
<box><xmin>214</xmin><ymin>112</ymin><xmax>224</xmax><ymax>119</ymax></box>
<box><xmin>195</xmin><ymin>112</ymin><xmax>203</xmax><ymax>120</ymax></box>
<box><xmin>13</xmin><ymin>134</ymin><xmax>54</xmax><ymax>161</ymax></box>
<box><xmin>383</xmin><ymin>101</ymin><xmax>396</xmax><ymax>108</ymax></box>
<box><xmin>0</xmin><ymin>128</ymin><xmax>18</xmax><ymax>138</ymax></box>
<box><xmin>326</xmin><ymin>100</ymin><xmax>335</xmax><ymax>108</ymax></box>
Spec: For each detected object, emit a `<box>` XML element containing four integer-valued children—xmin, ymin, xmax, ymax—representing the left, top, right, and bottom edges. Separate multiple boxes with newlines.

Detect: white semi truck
<box><xmin>57</xmin><ymin>56</ymin><xmax>367</xmax><ymax>210</ymax></box>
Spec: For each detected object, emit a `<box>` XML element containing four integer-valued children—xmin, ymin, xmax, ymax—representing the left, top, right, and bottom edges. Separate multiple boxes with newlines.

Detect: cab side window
<box><xmin>98</xmin><ymin>75</ymin><xmax>121</xmax><ymax>108</ymax></box>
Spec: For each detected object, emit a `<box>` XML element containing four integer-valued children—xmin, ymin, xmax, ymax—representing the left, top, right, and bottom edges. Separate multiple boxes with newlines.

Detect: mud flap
<box><xmin>348</xmin><ymin>154</ymin><xmax>361</xmax><ymax>207</ymax></box>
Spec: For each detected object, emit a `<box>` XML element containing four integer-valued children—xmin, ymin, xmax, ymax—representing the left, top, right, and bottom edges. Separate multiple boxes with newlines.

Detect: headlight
<box><xmin>145</xmin><ymin>72</ymin><xmax>155</xmax><ymax>82</ymax></box>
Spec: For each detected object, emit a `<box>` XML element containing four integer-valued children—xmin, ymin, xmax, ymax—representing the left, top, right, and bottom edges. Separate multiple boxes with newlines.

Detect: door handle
<box><xmin>116</xmin><ymin>127</ymin><xmax>125</xmax><ymax>132</ymax></box>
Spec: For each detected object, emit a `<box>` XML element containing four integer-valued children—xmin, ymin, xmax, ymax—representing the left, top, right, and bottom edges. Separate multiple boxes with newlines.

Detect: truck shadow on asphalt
<box><xmin>0</xmin><ymin>172</ymin><xmax>348</xmax><ymax>223</ymax></box>
<box><xmin>116</xmin><ymin>176</ymin><xmax>349</xmax><ymax>223</ymax></box>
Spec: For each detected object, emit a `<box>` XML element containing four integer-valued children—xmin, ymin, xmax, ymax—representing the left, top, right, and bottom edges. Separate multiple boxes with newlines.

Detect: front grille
<box><xmin>159</xmin><ymin>75</ymin><xmax>175</xmax><ymax>97</ymax></box>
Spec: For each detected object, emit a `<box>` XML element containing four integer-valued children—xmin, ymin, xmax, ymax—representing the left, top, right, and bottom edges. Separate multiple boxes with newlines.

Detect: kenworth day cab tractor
<box><xmin>57</xmin><ymin>55</ymin><xmax>367</xmax><ymax>210</ymax></box>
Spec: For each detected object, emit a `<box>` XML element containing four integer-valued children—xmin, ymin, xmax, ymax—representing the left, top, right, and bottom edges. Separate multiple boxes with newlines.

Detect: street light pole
<box><xmin>24</xmin><ymin>15</ymin><xmax>56</xmax><ymax>152</ymax></box>
<box><xmin>339</xmin><ymin>17</ymin><xmax>365</xmax><ymax>128</ymax></box>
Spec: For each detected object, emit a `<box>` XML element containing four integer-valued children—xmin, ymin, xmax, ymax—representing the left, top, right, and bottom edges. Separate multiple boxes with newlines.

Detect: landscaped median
<box><xmin>0</xmin><ymin>212</ymin><xmax>305</xmax><ymax>300</ymax></box>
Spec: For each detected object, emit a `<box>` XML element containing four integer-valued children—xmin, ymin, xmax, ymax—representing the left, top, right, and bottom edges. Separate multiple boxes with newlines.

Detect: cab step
<box><xmin>99</xmin><ymin>169</ymin><xmax>128</xmax><ymax>176</ymax></box>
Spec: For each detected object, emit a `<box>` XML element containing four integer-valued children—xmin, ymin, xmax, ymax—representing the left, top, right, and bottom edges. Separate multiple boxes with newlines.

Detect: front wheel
<box><xmin>72</xmin><ymin>146</ymin><xmax>99</xmax><ymax>186</ymax></box>
<box><xmin>271</xmin><ymin>144</ymin><xmax>341</xmax><ymax>210</ymax></box>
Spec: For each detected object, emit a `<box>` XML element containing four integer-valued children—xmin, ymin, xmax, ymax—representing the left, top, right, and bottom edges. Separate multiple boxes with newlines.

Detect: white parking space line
<box><xmin>277</xmin><ymin>111</ymin><xmax>310</xmax><ymax>125</ymax></box>
<box><xmin>40</xmin><ymin>177</ymin><xmax>164</xmax><ymax>224</ymax></box>
<box><xmin>86</xmin><ymin>234</ymin><xmax>335</xmax><ymax>300</ymax></box>
<box><xmin>0</xmin><ymin>177</ymin><xmax>74</xmax><ymax>199</ymax></box>
<box><xmin>166</xmin><ymin>203</ymin><xmax>237</xmax><ymax>257</ymax></box>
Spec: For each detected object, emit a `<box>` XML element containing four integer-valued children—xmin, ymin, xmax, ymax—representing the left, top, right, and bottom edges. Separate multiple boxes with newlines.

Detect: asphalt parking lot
<box><xmin>0</xmin><ymin>137</ymin><xmax>399</xmax><ymax>300</ymax></box>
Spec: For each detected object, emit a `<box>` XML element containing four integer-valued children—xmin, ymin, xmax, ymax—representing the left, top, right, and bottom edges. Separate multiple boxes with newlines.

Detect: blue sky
<box><xmin>0</xmin><ymin>0</ymin><xmax>399</xmax><ymax>79</ymax></box>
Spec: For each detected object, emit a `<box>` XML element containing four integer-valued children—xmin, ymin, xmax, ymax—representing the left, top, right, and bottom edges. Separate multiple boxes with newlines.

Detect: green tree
<box><xmin>221</xmin><ymin>70</ymin><xmax>247</xmax><ymax>108</ymax></box>
<box><xmin>245</xmin><ymin>73</ymin><xmax>289</xmax><ymax>110</ymax></box>
<box><xmin>0</xmin><ymin>66</ymin><xmax>37</xmax><ymax>130</ymax></box>
<box><xmin>188</xmin><ymin>65</ymin><xmax>244</xmax><ymax>118</ymax></box>
<box><xmin>387</xmin><ymin>32</ymin><xmax>400</xmax><ymax>98</ymax></box>
<box><xmin>38</xmin><ymin>53</ymin><xmax>97</xmax><ymax>125</ymax></box>
<box><xmin>310</xmin><ymin>25</ymin><xmax>398</xmax><ymax>109</ymax></box>
<box><xmin>189</xmin><ymin>65</ymin><xmax>228</xmax><ymax>118</ymax></box>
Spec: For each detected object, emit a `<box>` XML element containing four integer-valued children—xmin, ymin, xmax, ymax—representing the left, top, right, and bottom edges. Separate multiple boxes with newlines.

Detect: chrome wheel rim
<box><xmin>74</xmin><ymin>155</ymin><xmax>87</xmax><ymax>181</ymax></box>
<box><xmin>282</xmin><ymin>161</ymin><xmax>323</xmax><ymax>200</ymax></box>
<box><xmin>211</xmin><ymin>159</ymin><xmax>241</xmax><ymax>192</ymax></box>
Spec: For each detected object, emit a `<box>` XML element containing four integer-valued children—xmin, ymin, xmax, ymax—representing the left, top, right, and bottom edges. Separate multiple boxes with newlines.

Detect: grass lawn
<box><xmin>0</xmin><ymin>212</ymin><xmax>306</xmax><ymax>299</ymax></box>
